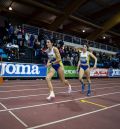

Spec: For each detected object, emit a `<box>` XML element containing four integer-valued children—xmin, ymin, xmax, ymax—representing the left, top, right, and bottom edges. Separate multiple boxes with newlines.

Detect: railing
<box><xmin>23</xmin><ymin>24</ymin><xmax>118</xmax><ymax>52</ymax></box>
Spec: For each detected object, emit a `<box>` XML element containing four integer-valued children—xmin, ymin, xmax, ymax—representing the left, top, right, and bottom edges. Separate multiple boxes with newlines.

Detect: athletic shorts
<box><xmin>52</xmin><ymin>64</ymin><xmax>60</xmax><ymax>71</ymax></box>
<box><xmin>80</xmin><ymin>65</ymin><xmax>89</xmax><ymax>71</ymax></box>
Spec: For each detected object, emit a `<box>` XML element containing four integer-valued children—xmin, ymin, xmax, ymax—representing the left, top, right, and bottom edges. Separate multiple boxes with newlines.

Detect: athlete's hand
<box><xmin>46</xmin><ymin>63</ymin><xmax>52</xmax><ymax>67</ymax></box>
<box><xmin>92</xmin><ymin>66</ymin><xmax>96</xmax><ymax>69</ymax></box>
<box><xmin>77</xmin><ymin>68</ymin><xmax>79</xmax><ymax>74</ymax></box>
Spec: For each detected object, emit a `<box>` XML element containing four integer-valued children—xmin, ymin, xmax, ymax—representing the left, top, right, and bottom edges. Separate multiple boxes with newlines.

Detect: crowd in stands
<box><xmin>0</xmin><ymin>21</ymin><xmax>120</xmax><ymax>68</ymax></box>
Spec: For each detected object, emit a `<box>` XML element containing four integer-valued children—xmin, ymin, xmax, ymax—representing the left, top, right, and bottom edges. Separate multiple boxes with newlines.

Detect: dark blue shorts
<box><xmin>80</xmin><ymin>65</ymin><xmax>89</xmax><ymax>71</ymax></box>
<box><xmin>52</xmin><ymin>64</ymin><xmax>60</xmax><ymax>71</ymax></box>
<box><xmin>50</xmin><ymin>59</ymin><xmax>61</xmax><ymax>71</ymax></box>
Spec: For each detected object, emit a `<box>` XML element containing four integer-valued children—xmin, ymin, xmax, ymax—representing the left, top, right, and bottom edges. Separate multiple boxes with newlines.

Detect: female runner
<box><xmin>77</xmin><ymin>45</ymin><xmax>97</xmax><ymax>96</ymax></box>
<box><xmin>46</xmin><ymin>38</ymin><xmax>72</xmax><ymax>100</ymax></box>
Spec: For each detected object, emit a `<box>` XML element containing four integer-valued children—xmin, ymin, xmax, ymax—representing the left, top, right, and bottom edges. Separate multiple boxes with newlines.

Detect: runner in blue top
<box><xmin>77</xmin><ymin>45</ymin><xmax>97</xmax><ymax>96</ymax></box>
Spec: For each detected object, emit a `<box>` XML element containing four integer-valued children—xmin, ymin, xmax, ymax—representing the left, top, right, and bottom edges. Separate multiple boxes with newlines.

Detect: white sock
<box><xmin>50</xmin><ymin>91</ymin><xmax>55</xmax><ymax>96</ymax></box>
<box><xmin>69</xmin><ymin>85</ymin><xmax>71</xmax><ymax>89</ymax></box>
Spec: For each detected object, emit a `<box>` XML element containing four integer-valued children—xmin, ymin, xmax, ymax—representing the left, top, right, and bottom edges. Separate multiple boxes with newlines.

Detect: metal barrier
<box><xmin>23</xmin><ymin>24</ymin><xmax>118</xmax><ymax>52</ymax></box>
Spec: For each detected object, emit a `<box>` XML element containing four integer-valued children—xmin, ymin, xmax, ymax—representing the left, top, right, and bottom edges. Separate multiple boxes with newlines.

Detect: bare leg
<box><xmin>85</xmin><ymin>68</ymin><xmax>91</xmax><ymax>96</ymax></box>
<box><xmin>79</xmin><ymin>68</ymin><xmax>85</xmax><ymax>93</ymax></box>
<box><xmin>46</xmin><ymin>68</ymin><xmax>55</xmax><ymax>100</ymax></box>
<box><xmin>58</xmin><ymin>67</ymin><xmax>72</xmax><ymax>93</ymax></box>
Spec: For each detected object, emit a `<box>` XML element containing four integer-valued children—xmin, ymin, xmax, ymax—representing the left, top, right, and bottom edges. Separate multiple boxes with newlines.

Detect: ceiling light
<box><xmin>82</xmin><ymin>29</ymin><xmax>85</xmax><ymax>33</ymax></box>
<box><xmin>103</xmin><ymin>36</ymin><xmax>106</xmax><ymax>39</ymax></box>
<box><xmin>9</xmin><ymin>6</ymin><xmax>12</xmax><ymax>11</ymax></box>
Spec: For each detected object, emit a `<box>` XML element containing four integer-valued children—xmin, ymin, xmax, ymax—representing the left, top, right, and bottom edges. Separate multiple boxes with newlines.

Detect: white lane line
<box><xmin>0</xmin><ymin>91</ymin><xmax>120</xmax><ymax>113</ymax></box>
<box><xmin>0</xmin><ymin>93</ymin><xmax>49</xmax><ymax>100</ymax></box>
<box><xmin>2</xmin><ymin>81</ymin><xmax>120</xmax><ymax>87</ymax></box>
<box><xmin>2</xmin><ymin>80</ymin><xmax>69</xmax><ymax>85</ymax></box>
<box><xmin>0</xmin><ymin>85</ymin><xmax>120</xmax><ymax>100</ymax></box>
<box><xmin>27</xmin><ymin>103</ymin><xmax>120</xmax><ymax>129</ymax></box>
<box><xmin>1</xmin><ymin>82</ymin><xmax>79</xmax><ymax>87</ymax></box>
<box><xmin>3</xmin><ymin>78</ymin><xmax>119</xmax><ymax>84</ymax></box>
<box><xmin>1</xmin><ymin>83</ymin><xmax>120</xmax><ymax>92</ymax></box>
<box><xmin>1</xmin><ymin>83</ymin><xmax>44</xmax><ymax>87</ymax></box>
<box><xmin>0</xmin><ymin>103</ymin><xmax>28</xmax><ymax>127</ymax></box>
<box><xmin>0</xmin><ymin>86</ymin><xmax>76</xmax><ymax>93</ymax></box>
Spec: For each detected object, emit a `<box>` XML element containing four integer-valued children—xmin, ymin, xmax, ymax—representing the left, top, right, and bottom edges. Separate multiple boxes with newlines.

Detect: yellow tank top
<box><xmin>46</xmin><ymin>47</ymin><xmax>64</xmax><ymax>68</ymax></box>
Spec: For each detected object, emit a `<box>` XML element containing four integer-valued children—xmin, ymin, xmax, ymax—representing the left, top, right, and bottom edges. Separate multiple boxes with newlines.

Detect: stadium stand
<box><xmin>0</xmin><ymin>22</ymin><xmax>119</xmax><ymax>68</ymax></box>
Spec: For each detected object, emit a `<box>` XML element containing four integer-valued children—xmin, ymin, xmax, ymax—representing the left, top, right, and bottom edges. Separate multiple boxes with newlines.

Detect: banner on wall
<box><xmin>90</xmin><ymin>68</ymin><xmax>108</xmax><ymax>77</ymax></box>
<box><xmin>108</xmin><ymin>69</ymin><xmax>120</xmax><ymax>77</ymax></box>
<box><xmin>64</xmin><ymin>66</ymin><xmax>108</xmax><ymax>78</ymax></box>
<box><xmin>1</xmin><ymin>63</ymin><xmax>119</xmax><ymax>78</ymax></box>
<box><xmin>64</xmin><ymin>66</ymin><xmax>78</xmax><ymax>77</ymax></box>
<box><xmin>0</xmin><ymin>62</ymin><xmax>47</xmax><ymax>77</ymax></box>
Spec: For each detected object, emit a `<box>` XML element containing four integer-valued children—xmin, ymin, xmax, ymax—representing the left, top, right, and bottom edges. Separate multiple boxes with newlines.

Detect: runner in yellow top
<box><xmin>46</xmin><ymin>38</ymin><xmax>72</xmax><ymax>100</ymax></box>
<box><xmin>77</xmin><ymin>45</ymin><xmax>97</xmax><ymax>96</ymax></box>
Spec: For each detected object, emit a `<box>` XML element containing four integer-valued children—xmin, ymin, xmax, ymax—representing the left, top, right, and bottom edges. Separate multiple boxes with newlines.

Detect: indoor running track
<box><xmin>0</xmin><ymin>78</ymin><xmax>120</xmax><ymax>129</ymax></box>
